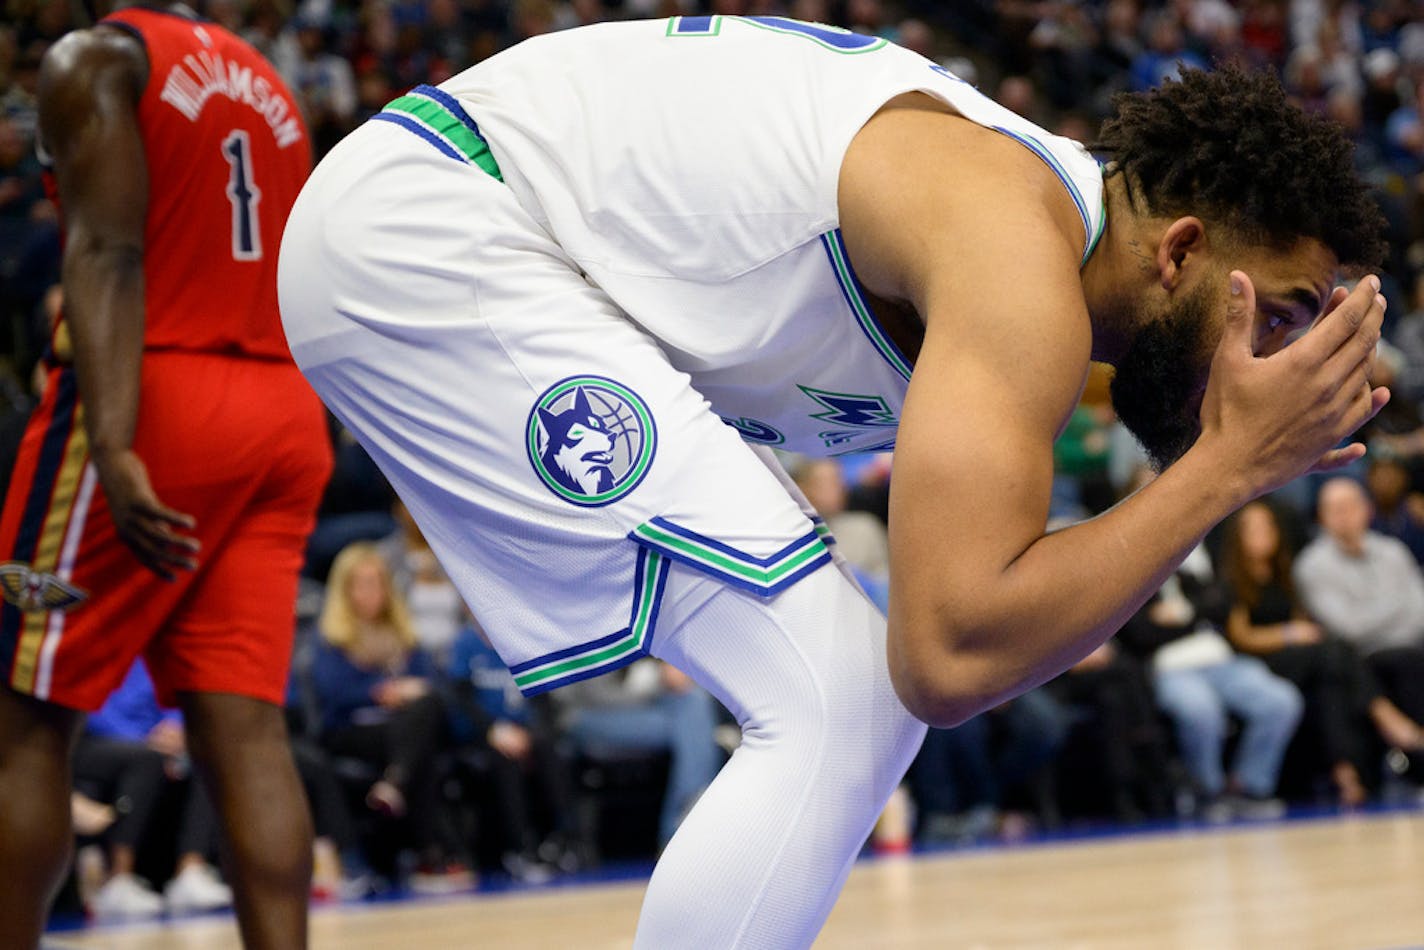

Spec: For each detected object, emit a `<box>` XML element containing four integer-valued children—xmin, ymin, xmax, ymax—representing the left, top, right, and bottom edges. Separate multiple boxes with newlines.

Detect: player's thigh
<box><xmin>148</xmin><ymin>463</ymin><xmax>324</xmax><ymax>709</ymax></box>
<box><xmin>290</xmin><ymin>260</ymin><xmax>826</xmax><ymax>692</ymax></box>
<box><xmin>0</xmin><ymin>373</ymin><xmax>196</xmax><ymax>710</ymax></box>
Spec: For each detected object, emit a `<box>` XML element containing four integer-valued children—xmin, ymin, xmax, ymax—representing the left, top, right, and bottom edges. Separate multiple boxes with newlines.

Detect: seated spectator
<box><xmin>73</xmin><ymin>663</ymin><xmax>233</xmax><ymax>920</ymax></box>
<box><xmin>1220</xmin><ymin>500</ymin><xmax>1390</xmax><ymax>806</ymax></box>
<box><xmin>1295</xmin><ymin>479</ymin><xmax>1424</xmax><ymax>761</ymax></box>
<box><xmin>1118</xmin><ymin>544</ymin><xmax>1304</xmax><ymax>821</ymax></box>
<box><xmin>552</xmin><ymin>658</ymin><xmax>723</xmax><ymax>850</ymax></box>
<box><xmin>444</xmin><ymin>618</ymin><xmax>586</xmax><ymax>881</ymax></box>
<box><xmin>1050</xmin><ymin>640</ymin><xmax>1175</xmax><ymax>821</ymax></box>
<box><xmin>791</xmin><ymin>457</ymin><xmax>890</xmax><ymax>608</ymax></box>
<box><xmin>1366</xmin><ymin>457</ymin><xmax>1424</xmax><ymax>565</ymax></box>
<box><xmin>376</xmin><ymin>499</ymin><xmax>465</xmax><ymax>664</ymax></box>
<box><xmin>1130</xmin><ymin>11</ymin><xmax>1207</xmax><ymax>91</ymax></box>
<box><xmin>310</xmin><ymin>542</ymin><xmax>471</xmax><ymax>894</ymax></box>
<box><xmin>910</xmin><ymin>687</ymin><xmax>1069</xmax><ymax>845</ymax></box>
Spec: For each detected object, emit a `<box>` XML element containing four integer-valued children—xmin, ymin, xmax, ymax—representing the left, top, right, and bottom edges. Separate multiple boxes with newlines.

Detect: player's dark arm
<box><xmin>839</xmin><ymin>102</ymin><xmax>1385</xmax><ymax>727</ymax></box>
<box><xmin>38</xmin><ymin>28</ymin><xmax>199</xmax><ymax>578</ymax></box>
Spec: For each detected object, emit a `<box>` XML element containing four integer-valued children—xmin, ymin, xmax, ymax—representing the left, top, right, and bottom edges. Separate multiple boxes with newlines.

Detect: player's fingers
<box><xmin>1315</xmin><ymin>286</ymin><xmax>1350</xmax><ymax>323</ymax></box>
<box><xmin>1336</xmin><ymin>291</ymin><xmax>1386</xmax><ymax>372</ymax></box>
<box><xmin>136</xmin><ymin>520</ymin><xmax>199</xmax><ymax>572</ymax></box>
<box><xmin>1293</xmin><ymin>276</ymin><xmax>1380</xmax><ymax>367</ymax></box>
<box><xmin>125</xmin><ymin>533</ymin><xmax>177</xmax><ymax>581</ymax></box>
<box><xmin>136</xmin><ymin>502</ymin><xmax>200</xmax><ymax>545</ymax></box>
<box><xmin>1310</xmin><ymin>444</ymin><xmax>1367</xmax><ymax>473</ymax></box>
<box><xmin>149</xmin><ymin>502</ymin><xmax>197</xmax><ymax>532</ymax></box>
<box><xmin>1216</xmin><ymin>271</ymin><xmax>1258</xmax><ymax>362</ymax></box>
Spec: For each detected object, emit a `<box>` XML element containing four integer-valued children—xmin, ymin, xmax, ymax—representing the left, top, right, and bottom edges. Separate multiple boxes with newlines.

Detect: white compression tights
<box><xmin>635</xmin><ymin>561</ymin><xmax>928</xmax><ymax>949</ymax></box>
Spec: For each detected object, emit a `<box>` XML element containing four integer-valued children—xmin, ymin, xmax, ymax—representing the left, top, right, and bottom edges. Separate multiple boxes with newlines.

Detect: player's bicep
<box><xmin>37</xmin><ymin>30</ymin><xmax>148</xmax><ymax>254</ymax></box>
<box><xmin>887</xmin><ymin>238</ymin><xmax>1092</xmax><ymax>649</ymax></box>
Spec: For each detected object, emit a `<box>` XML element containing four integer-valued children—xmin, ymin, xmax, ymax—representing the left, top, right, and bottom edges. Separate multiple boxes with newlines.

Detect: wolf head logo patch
<box><xmin>527</xmin><ymin>376</ymin><xmax>656</xmax><ymax>507</ymax></box>
<box><xmin>0</xmin><ymin>562</ymin><xmax>87</xmax><ymax>613</ymax></box>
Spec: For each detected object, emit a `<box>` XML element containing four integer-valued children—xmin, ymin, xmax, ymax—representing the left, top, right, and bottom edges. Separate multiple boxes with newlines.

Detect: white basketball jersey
<box><xmin>440</xmin><ymin>15</ymin><xmax>1106</xmax><ymax>455</ymax></box>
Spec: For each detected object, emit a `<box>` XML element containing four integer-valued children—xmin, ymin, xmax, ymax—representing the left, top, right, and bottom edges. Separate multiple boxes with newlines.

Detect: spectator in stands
<box><xmin>911</xmin><ymin>688</ymin><xmax>1070</xmax><ymax>844</ymax></box>
<box><xmin>1383</xmin><ymin>74</ymin><xmax>1424</xmax><ymax>175</ymax></box>
<box><xmin>281</xmin><ymin>16</ymin><xmax>358</xmax><ymax>156</ymax></box>
<box><xmin>1388</xmin><ymin>272</ymin><xmax>1424</xmax><ymax>406</ymax></box>
<box><xmin>1050</xmin><ymin>639</ymin><xmax>1175</xmax><ymax>821</ymax></box>
<box><xmin>1295</xmin><ymin>478</ymin><xmax>1424</xmax><ymax>751</ymax></box>
<box><xmin>0</xmin><ymin>114</ymin><xmax>45</xmax><ymax>280</ymax></box>
<box><xmin>288</xmin><ymin>736</ymin><xmax>373</xmax><ymax>902</ymax></box>
<box><xmin>310</xmin><ymin>542</ymin><xmax>471</xmax><ymax>893</ymax></box>
<box><xmin>792</xmin><ymin>458</ymin><xmax>890</xmax><ymax>608</ymax></box>
<box><xmin>552</xmin><ymin>658</ymin><xmax>723</xmax><ymax>850</ymax></box>
<box><xmin>1366</xmin><ymin>456</ymin><xmax>1424</xmax><ymax>564</ymax></box>
<box><xmin>1220</xmin><ymin>500</ymin><xmax>1379</xmax><ymax>805</ymax></box>
<box><xmin>377</xmin><ymin>499</ymin><xmax>465</xmax><ymax>664</ymax></box>
<box><xmin>1118</xmin><ymin>544</ymin><xmax>1303</xmax><ymax>821</ymax></box>
<box><xmin>73</xmin><ymin>663</ymin><xmax>233</xmax><ymax>920</ymax></box>
<box><xmin>1130</xmin><ymin>11</ymin><xmax>1207</xmax><ymax>91</ymax></box>
<box><xmin>444</xmin><ymin>618</ymin><xmax>586</xmax><ymax>880</ymax></box>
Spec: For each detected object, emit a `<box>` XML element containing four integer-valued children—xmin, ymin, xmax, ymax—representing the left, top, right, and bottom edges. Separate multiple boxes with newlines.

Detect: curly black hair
<box><xmin>1094</xmin><ymin>63</ymin><xmax>1388</xmax><ymax>271</ymax></box>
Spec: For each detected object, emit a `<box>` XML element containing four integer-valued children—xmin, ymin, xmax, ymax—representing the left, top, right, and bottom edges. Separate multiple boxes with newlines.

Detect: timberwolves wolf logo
<box><xmin>0</xmin><ymin>562</ymin><xmax>87</xmax><ymax>613</ymax></box>
<box><xmin>526</xmin><ymin>376</ymin><xmax>657</xmax><ymax>507</ymax></box>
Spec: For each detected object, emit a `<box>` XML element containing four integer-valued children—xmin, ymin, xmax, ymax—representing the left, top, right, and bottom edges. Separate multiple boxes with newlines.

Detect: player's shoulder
<box><xmin>839</xmin><ymin>94</ymin><xmax>1088</xmax><ymax>311</ymax></box>
<box><xmin>40</xmin><ymin>22</ymin><xmax>147</xmax><ymax>94</ymax></box>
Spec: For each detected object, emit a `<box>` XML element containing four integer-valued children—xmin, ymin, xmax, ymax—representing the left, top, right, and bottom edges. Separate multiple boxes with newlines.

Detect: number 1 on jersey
<box><xmin>222</xmin><ymin>130</ymin><xmax>263</xmax><ymax>261</ymax></box>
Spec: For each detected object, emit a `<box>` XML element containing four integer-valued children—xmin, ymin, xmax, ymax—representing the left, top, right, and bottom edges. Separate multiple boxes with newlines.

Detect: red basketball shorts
<box><xmin>0</xmin><ymin>351</ymin><xmax>332</xmax><ymax>711</ymax></box>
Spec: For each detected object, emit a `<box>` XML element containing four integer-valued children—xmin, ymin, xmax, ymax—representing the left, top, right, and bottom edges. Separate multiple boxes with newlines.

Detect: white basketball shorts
<box><xmin>279</xmin><ymin>105</ymin><xmax>833</xmax><ymax>694</ymax></box>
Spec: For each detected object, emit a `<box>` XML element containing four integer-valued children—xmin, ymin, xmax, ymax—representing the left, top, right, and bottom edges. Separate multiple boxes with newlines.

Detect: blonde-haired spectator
<box><xmin>311</xmin><ymin>542</ymin><xmax>472</xmax><ymax>894</ymax></box>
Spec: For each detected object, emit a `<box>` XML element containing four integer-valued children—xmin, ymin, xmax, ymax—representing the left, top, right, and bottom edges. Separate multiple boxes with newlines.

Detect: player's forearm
<box><xmin>64</xmin><ymin>237</ymin><xmax>146</xmax><ymax>459</ymax></box>
<box><xmin>891</xmin><ymin>443</ymin><xmax>1249</xmax><ymax>726</ymax></box>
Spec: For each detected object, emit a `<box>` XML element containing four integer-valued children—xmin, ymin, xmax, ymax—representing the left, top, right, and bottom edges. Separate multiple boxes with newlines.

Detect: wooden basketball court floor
<box><xmin>44</xmin><ymin>809</ymin><xmax>1424</xmax><ymax>949</ymax></box>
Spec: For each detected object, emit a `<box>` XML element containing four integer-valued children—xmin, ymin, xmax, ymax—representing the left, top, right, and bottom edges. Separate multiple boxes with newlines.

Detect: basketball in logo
<box><xmin>526</xmin><ymin>376</ymin><xmax>657</xmax><ymax>507</ymax></box>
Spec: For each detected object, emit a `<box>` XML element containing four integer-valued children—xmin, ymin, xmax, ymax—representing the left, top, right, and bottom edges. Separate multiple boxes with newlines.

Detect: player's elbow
<box><xmin>887</xmin><ymin>623</ymin><xmax>998</xmax><ymax>728</ymax></box>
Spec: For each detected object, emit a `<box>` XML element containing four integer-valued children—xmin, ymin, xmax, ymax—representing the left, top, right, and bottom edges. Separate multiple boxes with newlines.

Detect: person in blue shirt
<box><xmin>309</xmin><ymin>542</ymin><xmax>469</xmax><ymax>894</ymax></box>
<box><xmin>444</xmin><ymin>618</ymin><xmax>585</xmax><ymax>879</ymax></box>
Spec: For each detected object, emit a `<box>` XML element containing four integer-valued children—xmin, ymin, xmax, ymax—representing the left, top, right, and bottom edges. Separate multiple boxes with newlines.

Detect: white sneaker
<box><xmin>164</xmin><ymin>863</ymin><xmax>234</xmax><ymax>914</ymax></box>
<box><xmin>90</xmin><ymin>873</ymin><xmax>164</xmax><ymax>920</ymax></box>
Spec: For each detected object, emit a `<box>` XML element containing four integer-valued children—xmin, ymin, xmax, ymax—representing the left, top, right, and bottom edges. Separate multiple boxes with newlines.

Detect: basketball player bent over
<box><xmin>0</xmin><ymin>5</ymin><xmax>330</xmax><ymax>947</ymax></box>
<box><xmin>278</xmin><ymin>17</ymin><xmax>1388</xmax><ymax>948</ymax></box>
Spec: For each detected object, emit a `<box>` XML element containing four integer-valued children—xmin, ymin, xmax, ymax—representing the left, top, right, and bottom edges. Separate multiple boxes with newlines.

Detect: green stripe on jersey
<box><xmin>384</xmin><ymin>94</ymin><xmax>503</xmax><ymax>181</ymax></box>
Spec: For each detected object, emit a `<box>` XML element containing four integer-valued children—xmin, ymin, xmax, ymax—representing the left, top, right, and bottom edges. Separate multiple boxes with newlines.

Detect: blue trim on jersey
<box><xmin>631</xmin><ymin>517</ymin><xmax>832</xmax><ymax>597</ymax></box>
<box><xmin>643</xmin><ymin>517</ymin><xmax>819</xmax><ymax>566</ymax></box>
<box><xmin>821</xmin><ymin>231</ymin><xmax>914</xmax><ymax>382</ymax></box>
<box><xmin>369</xmin><ymin>112</ymin><xmax>465</xmax><ymax>164</ymax></box>
<box><xmin>507</xmin><ymin>626</ymin><xmax>632</xmax><ymax>675</ymax></box>
<box><xmin>989</xmin><ymin>126</ymin><xmax>1093</xmax><ymax>263</ymax></box>
<box><xmin>509</xmin><ymin>546</ymin><xmax>671</xmax><ymax>696</ymax></box>
<box><xmin>411</xmin><ymin>84</ymin><xmax>488</xmax><ymax>141</ymax></box>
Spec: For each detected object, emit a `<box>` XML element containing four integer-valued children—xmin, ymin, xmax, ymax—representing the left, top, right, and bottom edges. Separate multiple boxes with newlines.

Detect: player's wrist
<box><xmin>1172</xmin><ymin>436</ymin><xmax>1257</xmax><ymax>512</ymax></box>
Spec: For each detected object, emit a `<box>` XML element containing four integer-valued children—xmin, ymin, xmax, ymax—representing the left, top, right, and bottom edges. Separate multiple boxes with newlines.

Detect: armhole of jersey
<box><xmin>984</xmin><ymin>125</ymin><xmax>1104</xmax><ymax>267</ymax></box>
<box><xmin>96</xmin><ymin>20</ymin><xmax>152</xmax><ymax>94</ymax></box>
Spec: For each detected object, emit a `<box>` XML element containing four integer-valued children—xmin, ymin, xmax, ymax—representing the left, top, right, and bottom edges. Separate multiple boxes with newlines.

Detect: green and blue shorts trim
<box><xmin>371</xmin><ymin>84</ymin><xmax>503</xmax><ymax>180</ymax></box>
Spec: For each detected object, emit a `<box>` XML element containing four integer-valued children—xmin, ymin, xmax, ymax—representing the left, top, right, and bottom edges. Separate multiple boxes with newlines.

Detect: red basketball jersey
<box><xmin>87</xmin><ymin>7</ymin><xmax>313</xmax><ymax>359</ymax></box>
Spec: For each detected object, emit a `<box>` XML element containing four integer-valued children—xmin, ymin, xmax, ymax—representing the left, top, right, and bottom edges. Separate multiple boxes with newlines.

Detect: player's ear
<box><xmin>1156</xmin><ymin>216</ymin><xmax>1207</xmax><ymax>292</ymax></box>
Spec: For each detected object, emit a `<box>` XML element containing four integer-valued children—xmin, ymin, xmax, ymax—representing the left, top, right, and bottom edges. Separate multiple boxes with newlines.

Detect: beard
<box><xmin>1110</xmin><ymin>284</ymin><xmax>1214</xmax><ymax>473</ymax></box>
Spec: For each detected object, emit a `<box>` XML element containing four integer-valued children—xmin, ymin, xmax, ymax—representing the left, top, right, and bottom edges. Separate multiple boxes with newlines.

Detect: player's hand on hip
<box><xmin>1197</xmin><ymin>271</ymin><xmax>1388</xmax><ymax>498</ymax></box>
<box><xmin>92</xmin><ymin>448</ymin><xmax>200</xmax><ymax>580</ymax></box>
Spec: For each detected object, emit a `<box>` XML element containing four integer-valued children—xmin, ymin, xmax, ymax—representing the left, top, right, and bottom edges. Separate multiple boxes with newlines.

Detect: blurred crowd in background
<box><xmin>4</xmin><ymin>0</ymin><xmax>1424</xmax><ymax>924</ymax></box>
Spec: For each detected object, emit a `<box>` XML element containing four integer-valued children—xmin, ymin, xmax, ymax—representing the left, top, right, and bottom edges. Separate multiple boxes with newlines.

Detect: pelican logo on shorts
<box><xmin>527</xmin><ymin>376</ymin><xmax>657</xmax><ymax>507</ymax></box>
<box><xmin>0</xmin><ymin>562</ymin><xmax>87</xmax><ymax>613</ymax></box>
